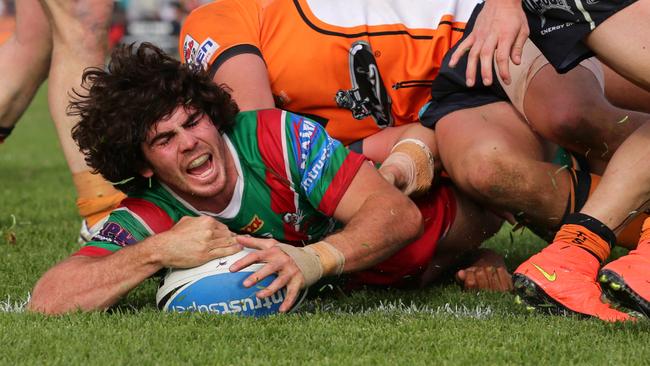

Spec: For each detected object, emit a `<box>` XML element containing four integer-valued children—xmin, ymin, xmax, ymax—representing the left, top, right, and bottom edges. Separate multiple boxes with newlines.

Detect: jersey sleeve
<box><xmin>285</xmin><ymin>112</ymin><xmax>367</xmax><ymax>216</ymax></box>
<box><xmin>179</xmin><ymin>0</ymin><xmax>263</xmax><ymax>75</ymax></box>
<box><xmin>74</xmin><ymin>198</ymin><xmax>175</xmax><ymax>257</ymax></box>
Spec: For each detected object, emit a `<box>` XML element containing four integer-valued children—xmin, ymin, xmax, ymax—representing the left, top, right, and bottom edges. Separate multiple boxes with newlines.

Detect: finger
<box><xmin>235</xmin><ymin>235</ymin><xmax>275</xmax><ymax>250</ymax></box>
<box><xmin>279</xmin><ymin>277</ymin><xmax>303</xmax><ymax>313</ymax></box>
<box><xmin>208</xmin><ymin>243</ymin><xmax>241</xmax><ymax>259</ymax></box>
<box><xmin>465</xmin><ymin>40</ymin><xmax>483</xmax><ymax>87</ymax></box>
<box><xmin>498</xmin><ymin>267</ymin><xmax>514</xmax><ymax>292</ymax></box>
<box><xmin>463</xmin><ymin>269</ymin><xmax>477</xmax><ymax>290</ymax></box>
<box><xmin>495</xmin><ymin>34</ymin><xmax>516</xmax><ymax>85</ymax></box>
<box><xmin>474</xmin><ymin>268</ymin><xmax>489</xmax><ymax>289</ymax></box>
<box><xmin>510</xmin><ymin>26</ymin><xmax>529</xmax><ymax>65</ymax></box>
<box><xmin>480</xmin><ymin>35</ymin><xmax>498</xmax><ymax>86</ymax></box>
<box><xmin>449</xmin><ymin>36</ymin><xmax>474</xmax><ymax>68</ymax></box>
<box><xmin>256</xmin><ymin>274</ymin><xmax>289</xmax><ymax>299</ymax></box>
<box><xmin>489</xmin><ymin>266</ymin><xmax>507</xmax><ymax>292</ymax></box>
<box><xmin>455</xmin><ymin>269</ymin><xmax>467</xmax><ymax>283</ymax></box>
<box><xmin>486</xmin><ymin>266</ymin><xmax>501</xmax><ymax>291</ymax></box>
<box><xmin>230</xmin><ymin>252</ymin><xmax>262</xmax><ymax>273</ymax></box>
<box><xmin>243</xmin><ymin>263</ymin><xmax>279</xmax><ymax>288</ymax></box>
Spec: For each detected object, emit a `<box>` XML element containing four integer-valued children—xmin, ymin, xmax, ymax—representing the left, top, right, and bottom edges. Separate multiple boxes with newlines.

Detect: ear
<box><xmin>140</xmin><ymin>165</ymin><xmax>154</xmax><ymax>178</ymax></box>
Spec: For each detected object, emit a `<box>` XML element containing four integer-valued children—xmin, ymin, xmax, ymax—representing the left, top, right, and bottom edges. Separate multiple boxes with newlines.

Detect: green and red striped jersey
<box><xmin>77</xmin><ymin>109</ymin><xmax>367</xmax><ymax>257</ymax></box>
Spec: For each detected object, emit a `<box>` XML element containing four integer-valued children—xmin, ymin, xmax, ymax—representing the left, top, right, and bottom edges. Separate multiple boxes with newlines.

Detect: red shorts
<box><xmin>349</xmin><ymin>183</ymin><xmax>457</xmax><ymax>287</ymax></box>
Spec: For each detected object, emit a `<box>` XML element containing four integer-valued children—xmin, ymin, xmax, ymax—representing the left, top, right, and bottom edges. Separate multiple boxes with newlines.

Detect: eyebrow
<box><xmin>148</xmin><ymin>130</ymin><xmax>175</xmax><ymax>147</ymax></box>
<box><xmin>147</xmin><ymin>111</ymin><xmax>205</xmax><ymax>147</ymax></box>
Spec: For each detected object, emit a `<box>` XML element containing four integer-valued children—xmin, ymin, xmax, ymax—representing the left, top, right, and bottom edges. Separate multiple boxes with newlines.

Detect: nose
<box><xmin>178</xmin><ymin>130</ymin><xmax>198</xmax><ymax>151</ymax></box>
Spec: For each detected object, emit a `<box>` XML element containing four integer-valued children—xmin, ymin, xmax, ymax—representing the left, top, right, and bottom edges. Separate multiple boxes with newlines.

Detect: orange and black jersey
<box><xmin>180</xmin><ymin>0</ymin><xmax>481</xmax><ymax>145</ymax></box>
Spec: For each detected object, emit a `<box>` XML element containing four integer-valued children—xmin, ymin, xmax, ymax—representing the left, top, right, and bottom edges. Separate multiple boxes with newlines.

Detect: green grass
<box><xmin>1</xmin><ymin>86</ymin><xmax>649</xmax><ymax>365</ymax></box>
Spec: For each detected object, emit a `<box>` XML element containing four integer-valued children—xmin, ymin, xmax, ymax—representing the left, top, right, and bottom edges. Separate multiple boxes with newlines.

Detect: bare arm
<box><xmin>231</xmin><ymin>163</ymin><xmax>423</xmax><ymax>311</ymax></box>
<box><xmin>212</xmin><ymin>53</ymin><xmax>275</xmax><ymax>111</ymax></box>
<box><xmin>28</xmin><ymin>216</ymin><xmax>241</xmax><ymax>314</ymax></box>
<box><xmin>448</xmin><ymin>0</ymin><xmax>529</xmax><ymax>87</ymax></box>
<box><xmin>325</xmin><ymin>162</ymin><xmax>423</xmax><ymax>271</ymax></box>
<box><xmin>364</xmin><ymin>124</ymin><xmax>440</xmax><ymax>195</ymax></box>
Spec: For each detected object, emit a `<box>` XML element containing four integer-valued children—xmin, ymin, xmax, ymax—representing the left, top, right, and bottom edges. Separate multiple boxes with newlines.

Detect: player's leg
<box><xmin>0</xmin><ymin>0</ymin><xmax>51</xmax><ymax>142</ymax></box>
<box><xmin>514</xmin><ymin>123</ymin><xmax>650</xmax><ymax>320</ymax></box>
<box><xmin>603</xmin><ymin>64</ymin><xmax>650</xmax><ymax>114</ymax></box>
<box><xmin>522</xmin><ymin>63</ymin><xmax>648</xmax><ymax>171</ymax></box>
<box><xmin>584</xmin><ymin>0</ymin><xmax>650</xmax><ymax>90</ymax></box>
<box><xmin>39</xmin><ymin>0</ymin><xmax>124</xmax><ymax>237</ymax></box>
<box><xmin>511</xmin><ymin>125</ymin><xmax>650</xmax><ymax>322</ymax></box>
<box><xmin>583</xmin><ymin>122</ymin><xmax>650</xmax><ymax>315</ymax></box>
<box><xmin>435</xmin><ymin>101</ymin><xmax>573</xmax><ymax>234</ymax></box>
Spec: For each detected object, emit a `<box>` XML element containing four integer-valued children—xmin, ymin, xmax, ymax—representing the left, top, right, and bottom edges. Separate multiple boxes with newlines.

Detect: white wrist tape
<box><xmin>276</xmin><ymin>241</ymin><xmax>345</xmax><ymax>288</ymax></box>
<box><xmin>381</xmin><ymin>138</ymin><xmax>435</xmax><ymax>196</ymax></box>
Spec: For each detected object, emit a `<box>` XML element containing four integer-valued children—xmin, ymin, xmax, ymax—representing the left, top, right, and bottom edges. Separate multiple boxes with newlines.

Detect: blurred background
<box><xmin>0</xmin><ymin>0</ymin><xmax>210</xmax><ymax>55</ymax></box>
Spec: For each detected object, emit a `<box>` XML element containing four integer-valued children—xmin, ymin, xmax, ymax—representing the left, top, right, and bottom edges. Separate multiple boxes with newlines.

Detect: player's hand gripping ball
<box><xmin>156</xmin><ymin>248</ymin><xmax>307</xmax><ymax>317</ymax></box>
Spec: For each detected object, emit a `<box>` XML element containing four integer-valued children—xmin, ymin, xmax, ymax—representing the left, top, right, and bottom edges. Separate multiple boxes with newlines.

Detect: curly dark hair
<box><xmin>70</xmin><ymin>42</ymin><xmax>239</xmax><ymax>193</ymax></box>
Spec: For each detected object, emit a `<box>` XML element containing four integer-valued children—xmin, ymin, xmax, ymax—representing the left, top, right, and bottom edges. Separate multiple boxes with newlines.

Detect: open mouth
<box><xmin>186</xmin><ymin>153</ymin><xmax>213</xmax><ymax>177</ymax></box>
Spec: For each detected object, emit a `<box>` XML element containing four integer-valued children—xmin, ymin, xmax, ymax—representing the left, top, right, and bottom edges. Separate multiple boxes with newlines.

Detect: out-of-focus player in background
<box><xmin>0</xmin><ymin>0</ymin><xmax>123</xmax><ymax>240</ymax></box>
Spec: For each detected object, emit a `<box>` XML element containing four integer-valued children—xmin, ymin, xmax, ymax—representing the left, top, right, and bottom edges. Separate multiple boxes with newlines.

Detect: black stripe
<box><xmin>157</xmin><ymin>282</ymin><xmax>190</xmax><ymax>310</ymax></box>
<box><xmin>208</xmin><ymin>44</ymin><xmax>264</xmax><ymax>79</ymax></box>
<box><xmin>293</xmin><ymin>0</ymin><xmax>464</xmax><ymax>39</ymax></box>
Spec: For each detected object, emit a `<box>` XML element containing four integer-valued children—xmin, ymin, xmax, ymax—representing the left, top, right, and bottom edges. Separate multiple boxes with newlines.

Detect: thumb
<box><xmin>235</xmin><ymin>235</ymin><xmax>274</xmax><ymax>250</ymax></box>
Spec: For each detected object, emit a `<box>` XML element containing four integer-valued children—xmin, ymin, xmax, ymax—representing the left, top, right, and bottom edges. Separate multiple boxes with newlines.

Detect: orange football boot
<box><xmin>599</xmin><ymin>220</ymin><xmax>650</xmax><ymax>316</ymax></box>
<box><xmin>513</xmin><ymin>240</ymin><xmax>630</xmax><ymax>322</ymax></box>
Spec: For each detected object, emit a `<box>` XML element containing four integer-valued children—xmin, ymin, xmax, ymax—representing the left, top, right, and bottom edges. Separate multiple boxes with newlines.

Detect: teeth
<box><xmin>188</xmin><ymin>154</ymin><xmax>209</xmax><ymax>169</ymax></box>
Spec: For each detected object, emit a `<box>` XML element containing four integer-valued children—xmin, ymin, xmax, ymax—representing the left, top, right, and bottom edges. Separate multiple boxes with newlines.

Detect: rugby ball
<box><xmin>156</xmin><ymin>248</ymin><xmax>307</xmax><ymax>317</ymax></box>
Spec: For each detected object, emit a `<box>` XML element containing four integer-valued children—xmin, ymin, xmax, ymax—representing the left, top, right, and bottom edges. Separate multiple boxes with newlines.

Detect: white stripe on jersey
<box><xmin>113</xmin><ymin>207</ymin><xmax>156</xmax><ymax>236</ymax></box>
<box><xmin>305</xmin><ymin>0</ymin><xmax>482</xmax><ymax>28</ymax></box>
<box><xmin>279</xmin><ymin>110</ymin><xmax>301</xmax><ymax>232</ymax></box>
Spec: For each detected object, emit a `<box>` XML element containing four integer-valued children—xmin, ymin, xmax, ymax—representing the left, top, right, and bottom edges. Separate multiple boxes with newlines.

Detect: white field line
<box><xmin>0</xmin><ymin>293</ymin><xmax>30</xmax><ymax>313</ymax></box>
<box><xmin>318</xmin><ymin>299</ymin><xmax>494</xmax><ymax>319</ymax></box>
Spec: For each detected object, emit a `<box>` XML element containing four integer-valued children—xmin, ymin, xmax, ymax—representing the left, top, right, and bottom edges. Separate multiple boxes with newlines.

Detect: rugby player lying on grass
<box><xmin>178</xmin><ymin>1</ymin><xmax>650</xmax><ymax>315</ymax></box>
<box><xmin>28</xmin><ymin>43</ymin><xmax>506</xmax><ymax>315</ymax></box>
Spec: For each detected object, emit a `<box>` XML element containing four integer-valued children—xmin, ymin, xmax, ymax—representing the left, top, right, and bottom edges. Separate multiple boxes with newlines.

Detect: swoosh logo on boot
<box><xmin>532</xmin><ymin>263</ymin><xmax>557</xmax><ymax>281</ymax></box>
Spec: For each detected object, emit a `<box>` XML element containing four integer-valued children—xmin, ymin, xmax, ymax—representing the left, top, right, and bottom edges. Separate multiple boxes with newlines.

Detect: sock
<box><xmin>561</xmin><ymin>169</ymin><xmax>599</xmax><ymax>221</ymax></box>
<box><xmin>558</xmin><ymin>212</ymin><xmax>615</xmax><ymax>263</ymax></box>
<box><xmin>73</xmin><ymin>171</ymin><xmax>126</xmax><ymax>227</ymax></box>
<box><xmin>0</xmin><ymin>126</ymin><xmax>14</xmax><ymax>143</ymax></box>
<box><xmin>638</xmin><ymin>217</ymin><xmax>650</xmax><ymax>246</ymax></box>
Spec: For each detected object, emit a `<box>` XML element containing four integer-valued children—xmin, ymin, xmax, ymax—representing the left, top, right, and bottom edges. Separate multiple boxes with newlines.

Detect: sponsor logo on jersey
<box><xmin>183</xmin><ymin>34</ymin><xmax>199</xmax><ymax>65</ymax></box>
<box><xmin>91</xmin><ymin>222</ymin><xmax>137</xmax><ymax>247</ymax></box>
<box><xmin>282</xmin><ymin>209</ymin><xmax>306</xmax><ymax>232</ymax></box>
<box><xmin>295</xmin><ymin>118</ymin><xmax>317</xmax><ymax>171</ymax></box>
<box><xmin>195</xmin><ymin>38</ymin><xmax>219</xmax><ymax>69</ymax></box>
<box><xmin>301</xmin><ymin>138</ymin><xmax>336</xmax><ymax>194</ymax></box>
<box><xmin>171</xmin><ymin>287</ymin><xmax>287</xmax><ymax>314</ymax></box>
<box><xmin>240</xmin><ymin>215</ymin><xmax>264</xmax><ymax>234</ymax></box>
<box><xmin>335</xmin><ymin>41</ymin><xmax>392</xmax><ymax>128</ymax></box>
<box><xmin>523</xmin><ymin>0</ymin><xmax>574</xmax><ymax>28</ymax></box>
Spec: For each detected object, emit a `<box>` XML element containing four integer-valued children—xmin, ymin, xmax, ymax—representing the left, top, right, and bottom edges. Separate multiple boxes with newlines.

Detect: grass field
<box><xmin>1</xmin><ymin>86</ymin><xmax>649</xmax><ymax>365</ymax></box>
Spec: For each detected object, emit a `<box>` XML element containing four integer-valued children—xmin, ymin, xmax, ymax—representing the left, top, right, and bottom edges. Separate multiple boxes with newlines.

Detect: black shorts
<box><xmin>419</xmin><ymin>4</ymin><xmax>508</xmax><ymax>129</ymax></box>
<box><xmin>524</xmin><ymin>0</ymin><xmax>637</xmax><ymax>72</ymax></box>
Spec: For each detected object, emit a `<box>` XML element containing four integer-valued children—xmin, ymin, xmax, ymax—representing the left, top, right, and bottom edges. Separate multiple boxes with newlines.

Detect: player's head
<box><xmin>70</xmin><ymin>42</ymin><xmax>239</xmax><ymax>193</ymax></box>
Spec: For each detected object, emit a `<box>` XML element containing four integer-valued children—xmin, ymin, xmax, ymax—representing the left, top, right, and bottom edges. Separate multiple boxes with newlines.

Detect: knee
<box><xmin>534</xmin><ymin>101</ymin><xmax>590</xmax><ymax>143</ymax></box>
<box><xmin>450</xmin><ymin>148</ymin><xmax>522</xmax><ymax>202</ymax></box>
<box><xmin>529</xmin><ymin>94</ymin><xmax>614</xmax><ymax>147</ymax></box>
